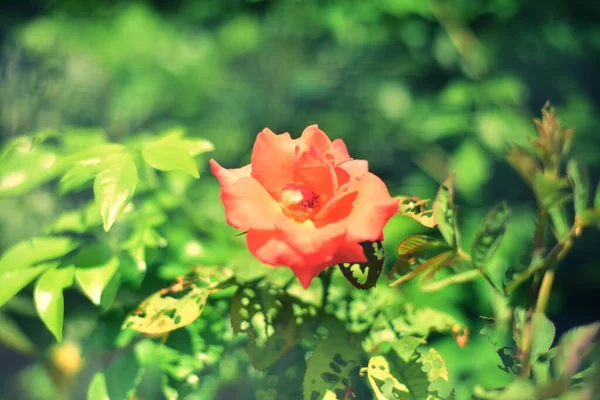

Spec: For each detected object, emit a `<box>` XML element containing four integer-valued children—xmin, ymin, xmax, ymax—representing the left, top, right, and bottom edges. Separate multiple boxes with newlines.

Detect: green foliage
<box><xmin>1</xmin><ymin>1</ymin><xmax>600</xmax><ymax>399</ymax></box>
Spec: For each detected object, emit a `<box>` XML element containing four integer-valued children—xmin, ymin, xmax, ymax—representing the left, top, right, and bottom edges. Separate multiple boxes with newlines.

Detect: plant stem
<box><xmin>520</xmin><ymin>224</ymin><xmax>577</xmax><ymax>377</ymax></box>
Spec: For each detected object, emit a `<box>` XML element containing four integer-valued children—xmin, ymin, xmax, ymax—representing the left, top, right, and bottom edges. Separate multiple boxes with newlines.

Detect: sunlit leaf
<box><xmin>34</xmin><ymin>266</ymin><xmax>74</xmax><ymax>342</ymax></box>
<box><xmin>303</xmin><ymin>322</ymin><xmax>362</xmax><ymax>400</ymax></box>
<box><xmin>567</xmin><ymin>160</ymin><xmax>590</xmax><ymax>216</ymax></box>
<box><xmin>87</xmin><ymin>372</ymin><xmax>109</xmax><ymax>400</ymax></box>
<box><xmin>123</xmin><ymin>267</ymin><xmax>233</xmax><ymax>335</ymax></box>
<box><xmin>74</xmin><ymin>244</ymin><xmax>120</xmax><ymax>306</ymax></box>
<box><xmin>0</xmin><ymin>264</ymin><xmax>52</xmax><ymax>308</ymax></box>
<box><xmin>0</xmin><ymin>236</ymin><xmax>78</xmax><ymax>272</ymax></box>
<box><xmin>142</xmin><ymin>131</ymin><xmax>204</xmax><ymax>178</ymax></box>
<box><xmin>418</xmin><ymin>348</ymin><xmax>454</xmax><ymax>399</ymax></box>
<box><xmin>471</xmin><ymin>202</ymin><xmax>511</xmax><ymax>269</ymax></box>
<box><xmin>395</xmin><ymin>196</ymin><xmax>437</xmax><ymax>228</ymax></box>
<box><xmin>338</xmin><ymin>241</ymin><xmax>385</xmax><ymax>289</ymax></box>
<box><xmin>93</xmin><ymin>151</ymin><xmax>138</xmax><ymax>231</ymax></box>
<box><xmin>433</xmin><ymin>173</ymin><xmax>459</xmax><ymax>248</ymax></box>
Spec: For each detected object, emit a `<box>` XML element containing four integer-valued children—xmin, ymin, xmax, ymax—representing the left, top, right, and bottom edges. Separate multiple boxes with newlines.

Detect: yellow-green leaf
<box><xmin>74</xmin><ymin>244</ymin><xmax>120</xmax><ymax>306</ymax></box>
<box><xmin>361</xmin><ymin>355</ymin><xmax>409</xmax><ymax>400</ymax></box>
<box><xmin>0</xmin><ymin>236</ymin><xmax>77</xmax><ymax>272</ymax></box>
<box><xmin>123</xmin><ymin>267</ymin><xmax>233</xmax><ymax>335</ymax></box>
<box><xmin>142</xmin><ymin>133</ymin><xmax>200</xmax><ymax>178</ymax></box>
<box><xmin>93</xmin><ymin>151</ymin><xmax>138</xmax><ymax>231</ymax></box>
<box><xmin>395</xmin><ymin>196</ymin><xmax>437</xmax><ymax>228</ymax></box>
<box><xmin>87</xmin><ymin>372</ymin><xmax>109</xmax><ymax>400</ymax></box>
<box><xmin>0</xmin><ymin>264</ymin><xmax>52</xmax><ymax>308</ymax></box>
<box><xmin>34</xmin><ymin>266</ymin><xmax>74</xmax><ymax>342</ymax></box>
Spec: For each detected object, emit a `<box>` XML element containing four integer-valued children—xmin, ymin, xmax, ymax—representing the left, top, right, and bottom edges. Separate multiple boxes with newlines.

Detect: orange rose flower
<box><xmin>210</xmin><ymin>125</ymin><xmax>398</xmax><ymax>288</ymax></box>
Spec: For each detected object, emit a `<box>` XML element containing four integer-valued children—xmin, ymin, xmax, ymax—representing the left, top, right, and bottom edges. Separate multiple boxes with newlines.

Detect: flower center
<box><xmin>280</xmin><ymin>183</ymin><xmax>320</xmax><ymax>223</ymax></box>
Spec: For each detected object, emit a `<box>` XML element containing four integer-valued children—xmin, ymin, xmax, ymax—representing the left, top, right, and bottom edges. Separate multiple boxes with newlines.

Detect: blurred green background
<box><xmin>1</xmin><ymin>0</ymin><xmax>600</xmax><ymax>399</ymax></box>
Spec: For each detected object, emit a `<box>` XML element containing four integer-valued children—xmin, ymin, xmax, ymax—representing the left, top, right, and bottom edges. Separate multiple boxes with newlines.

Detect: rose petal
<box><xmin>275</xmin><ymin>215</ymin><xmax>345</xmax><ymax>257</ymax></box>
<box><xmin>332</xmin><ymin>139</ymin><xmax>351</xmax><ymax>164</ymax></box>
<box><xmin>298</xmin><ymin>125</ymin><xmax>333</xmax><ymax>155</ymax></box>
<box><xmin>210</xmin><ymin>159</ymin><xmax>252</xmax><ymax>187</ymax></box>
<box><xmin>251</xmin><ymin>128</ymin><xmax>295</xmax><ymax>199</ymax></box>
<box><xmin>344</xmin><ymin>172</ymin><xmax>399</xmax><ymax>243</ymax></box>
<box><xmin>338</xmin><ymin>159</ymin><xmax>369</xmax><ymax>178</ymax></box>
<box><xmin>219</xmin><ymin>177</ymin><xmax>282</xmax><ymax>231</ymax></box>
<box><xmin>294</xmin><ymin>146</ymin><xmax>337</xmax><ymax>202</ymax></box>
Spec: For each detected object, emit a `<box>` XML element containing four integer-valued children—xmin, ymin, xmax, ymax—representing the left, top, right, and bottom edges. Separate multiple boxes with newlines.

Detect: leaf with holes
<box><xmin>361</xmin><ymin>355</ymin><xmax>409</xmax><ymax>400</ymax></box>
<box><xmin>122</xmin><ymin>267</ymin><xmax>233</xmax><ymax>335</ymax></box>
<box><xmin>567</xmin><ymin>160</ymin><xmax>590</xmax><ymax>216</ymax></box>
<box><xmin>395</xmin><ymin>196</ymin><xmax>437</xmax><ymax>228</ymax></box>
<box><xmin>388</xmin><ymin>235</ymin><xmax>451</xmax><ymax>287</ymax></box>
<box><xmin>303</xmin><ymin>322</ymin><xmax>362</xmax><ymax>400</ymax></box>
<box><xmin>418</xmin><ymin>348</ymin><xmax>454</xmax><ymax>399</ymax></box>
<box><xmin>230</xmin><ymin>281</ymin><xmax>305</xmax><ymax>370</ymax></box>
<box><xmin>338</xmin><ymin>241</ymin><xmax>385</xmax><ymax>289</ymax></box>
<box><xmin>433</xmin><ymin>173</ymin><xmax>459</xmax><ymax>248</ymax></box>
<box><xmin>472</xmin><ymin>202</ymin><xmax>511</xmax><ymax>270</ymax></box>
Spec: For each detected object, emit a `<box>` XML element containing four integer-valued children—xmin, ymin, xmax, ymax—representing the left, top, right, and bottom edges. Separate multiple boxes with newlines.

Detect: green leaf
<box><xmin>87</xmin><ymin>372</ymin><xmax>109</xmax><ymax>400</ymax></box>
<box><xmin>389</xmin><ymin>235</ymin><xmax>452</xmax><ymax>287</ymax></box>
<box><xmin>303</xmin><ymin>323</ymin><xmax>362</xmax><ymax>400</ymax></box>
<box><xmin>338</xmin><ymin>241</ymin><xmax>385</xmax><ymax>289</ymax></box>
<box><xmin>390</xmin><ymin>250</ymin><xmax>458</xmax><ymax>288</ymax></box>
<box><xmin>472</xmin><ymin>202</ymin><xmax>511</xmax><ymax>268</ymax></box>
<box><xmin>104</xmin><ymin>346</ymin><xmax>145</xmax><ymax>400</ymax></box>
<box><xmin>93</xmin><ymin>151</ymin><xmax>138</xmax><ymax>231</ymax></box>
<box><xmin>533</xmin><ymin>172</ymin><xmax>570</xmax><ymax>210</ymax></box>
<box><xmin>0</xmin><ymin>236</ymin><xmax>77</xmax><ymax>272</ymax></box>
<box><xmin>433</xmin><ymin>173</ymin><xmax>459</xmax><ymax>248</ymax></box>
<box><xmin>0</xmin><ymin>264</ymin><xmax>52</xmax><ymax>308</ymax></box>
<box><xmin>123</xmin><ymin>267</ymin><xmax>233</xmax><ymax>335</ymax></box>
<box><xmin>34</xmin><ymin>266</ymin><xmax>74</xmax><ymax>342</ymax></box>
<box><xmin>73</xmin><ymin>244</ymin><xmax>120</xmax><ymax>306</ymax></box>
<box><xmin>395</xmin><ymin>196</ymin><xmax>437</xmax><ymax>228</ymax></box>
<box><xmin>567</xmin><ymin>160</ymin><xmax>590</xmax><ymax>216</ymax></box>
<box><xmin>530</xmin><ymin>313</ymin><xmax>555</xmax><ymax>363</ymax></box>
<box><xmin>142</xmin><ymin>131</ymin><xmax>204</xmax><ymax>178</ymax></box>
<box><xmin>230</xmin><ymin>281</ymin><xmax>304</xmax><ymax>370</ymax></box>
<box><xmin>0</xmin><ymin>312</ymin><xmax>35</xmax><ymax>355</ymax></box>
